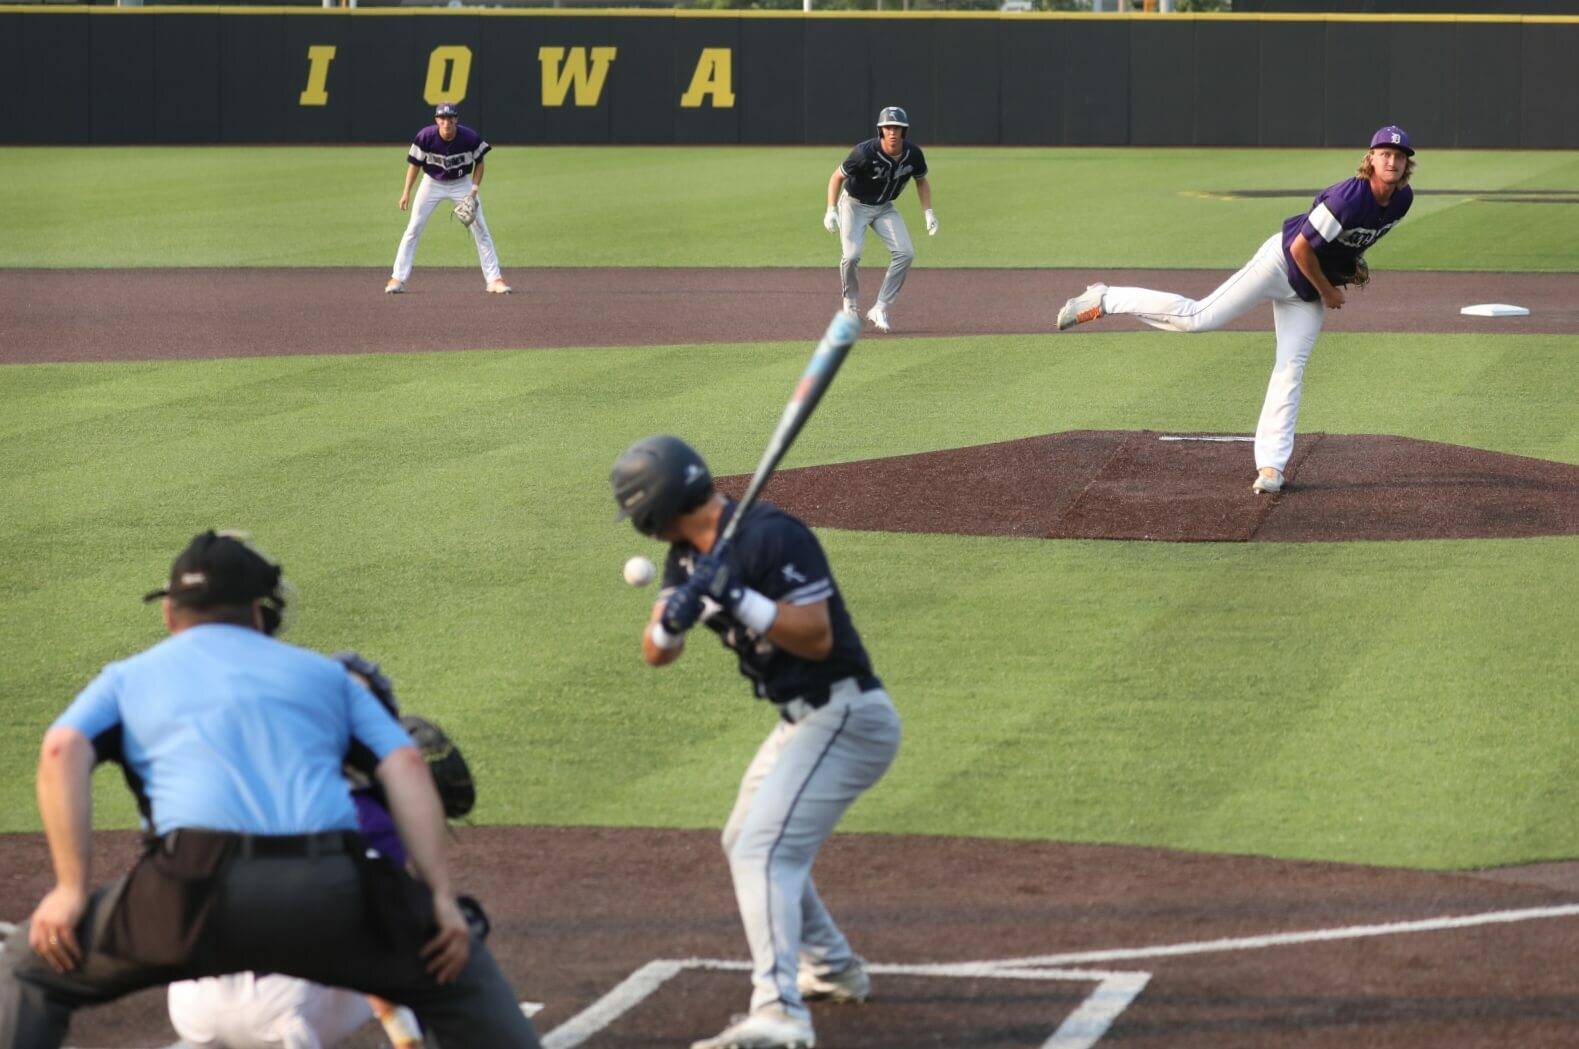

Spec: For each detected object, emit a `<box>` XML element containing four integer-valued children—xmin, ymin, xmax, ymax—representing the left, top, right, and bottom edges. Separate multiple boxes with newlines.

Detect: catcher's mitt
<box><xmin>400</xmin><ymin>714</ymin><xmax>476</xmax><ymax>819</ymax></box>
<box><xmin>452</xmin><ymin>193</ymin><xmax>478</xmax><ymax>229</ymax></box>
<box><xmin>1322</xmin><ymin>253</ymin><xmax>1370</xmax><ymax>289</ymax></box>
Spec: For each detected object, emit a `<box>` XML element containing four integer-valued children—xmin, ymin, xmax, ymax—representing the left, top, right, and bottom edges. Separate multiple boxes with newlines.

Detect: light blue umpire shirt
<box><xmin>54</xmin><ymin>624</ymin><xmax>413</xmax><ymax>837</ymax></box>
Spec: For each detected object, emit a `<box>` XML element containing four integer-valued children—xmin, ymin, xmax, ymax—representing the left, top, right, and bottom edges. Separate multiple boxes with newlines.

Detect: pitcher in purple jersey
<box><xmin>1056</xmin><ymin>126</ymin><xmax>1416</xmax><ymax>494</ymax></box>
<box><xmin>386</xmin><ymin>102</ymin><xmax>512</xmax><ymax>296</ymax></box>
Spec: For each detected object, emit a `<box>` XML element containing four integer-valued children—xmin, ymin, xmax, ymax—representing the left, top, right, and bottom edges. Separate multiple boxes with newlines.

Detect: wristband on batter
<box><xmin>648</xmin><ymin>621</ymin><xmax>684</xmax><ymax>650</ymax></box>
<box><xmin>732</xmin><ymin>588</ymin><xmax>778</xmax><ymax>635</ymax></box>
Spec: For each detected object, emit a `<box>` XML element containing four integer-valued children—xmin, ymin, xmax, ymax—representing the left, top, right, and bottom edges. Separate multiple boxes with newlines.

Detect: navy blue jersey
<box><xmin>663</xmin><ymin>501</ymin><xmax>877</xmax><ymax>705</ymax></box>
<box><xmin>840</xmin><ymin>139</ymin><xmax>928</xmax><ymax>206</ymax></box>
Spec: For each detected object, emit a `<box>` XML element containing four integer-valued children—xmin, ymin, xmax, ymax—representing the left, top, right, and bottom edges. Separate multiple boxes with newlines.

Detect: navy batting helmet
<box><xmin>876</xmin><ymin>106</ymin><xmax>909</xmax><ymax>129</ymax></box>
<box><xmin>611</xmin><ymin>435</ymin><xmax>714</xmax><ymax>537</ymax></box>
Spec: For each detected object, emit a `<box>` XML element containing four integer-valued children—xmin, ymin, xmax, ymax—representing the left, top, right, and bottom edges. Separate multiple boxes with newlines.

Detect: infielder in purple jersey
<box><xmin>386</xmin><ymin>102</ymin><xmax>511</xmax><ymax>296</ymax></box>
<box><xmin>1057</xmin><ymin>125</ymin><xmax>1416</xmax><ymax>494</ymax></box>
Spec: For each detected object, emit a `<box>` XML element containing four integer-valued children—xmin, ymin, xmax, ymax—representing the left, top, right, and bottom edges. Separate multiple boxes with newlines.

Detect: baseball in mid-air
<box><xmin>623</xmin><ymin>555</ymin><xmax>656</xmax><ymax>588</ymax></box>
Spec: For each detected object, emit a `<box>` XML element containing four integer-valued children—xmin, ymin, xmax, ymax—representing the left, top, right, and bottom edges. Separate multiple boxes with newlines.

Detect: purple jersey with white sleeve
<box><xmin>1281</xmin><ymin>177</ymin><xmax>1412</xmax><ymax>302</ymax></box>
<box><xmin>407</xmin><ymin>124</ymin><xmax>491</xmax><ymax>182</ymax></box>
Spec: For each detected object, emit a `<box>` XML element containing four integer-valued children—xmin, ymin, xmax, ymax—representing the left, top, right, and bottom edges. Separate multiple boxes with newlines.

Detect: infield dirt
<box><xmin>1</xmin><ymin>267</ymin><xmax>1575</xmax><ymax>363</ymax></box>
<box><xmin>4</xmin><ymin>828</ymin><xmax>1578</xmax><ymax>1048</ymax></box>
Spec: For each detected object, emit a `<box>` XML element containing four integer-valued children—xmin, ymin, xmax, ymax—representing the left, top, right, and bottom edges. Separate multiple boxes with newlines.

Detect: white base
<box><xmin>1460</xmin><ymin>303</ymin><xmax>1530</xmax><ymax>317</ymax></box>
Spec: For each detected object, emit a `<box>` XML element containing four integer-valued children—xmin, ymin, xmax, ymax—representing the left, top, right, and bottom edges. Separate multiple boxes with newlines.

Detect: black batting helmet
<box><xmin>611</xmin><ymin>435</ymin><xmax>714</xmax><ymax>537</ymax></box>
<box><xmin>876</xmin><ymin>106</ymin><xmax>909</xmax><ymax>131</ymax></box>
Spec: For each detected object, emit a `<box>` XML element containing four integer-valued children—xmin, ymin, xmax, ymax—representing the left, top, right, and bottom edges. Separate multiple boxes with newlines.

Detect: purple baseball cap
<box><xmin>1369</xmin><ymin>125</ymin><xmax>1414</xmax><ymax>155</ymax></box>
<box><xmin>435</xmin><ymin>102</ymin><xmax>459</xmax><ymax>118</ymax></box>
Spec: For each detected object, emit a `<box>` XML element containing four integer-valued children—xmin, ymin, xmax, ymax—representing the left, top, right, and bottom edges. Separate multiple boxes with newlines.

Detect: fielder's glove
<box><xmin>1322</xmin><ymin>253</ymin><xmax>1370</xmax><ymax>289</ymax></box>
<box><xmin>453</xmin><ymin>192</ymin><xmax>479</xmax><ymax>229</ymax></box>
<box><xmin>822</xmin><ymin>206</ymin><xmax>839</xmax><ymax>234</ymax></box>
<box><xmin>925</xmin><ymin>209</ymin><xmax>939</xmax><ymax>236</ymax></box>
<box><xmin>400</xmin><ymin>714</ymin><xmax>476</xmax><ymax>819</ymax></box>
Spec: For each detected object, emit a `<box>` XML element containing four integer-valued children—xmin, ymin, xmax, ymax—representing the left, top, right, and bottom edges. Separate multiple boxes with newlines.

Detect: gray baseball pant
<box><xmin>838</xmin><ymin>194</ymin><xmax>915</xmax><ymax>309</ymax></box>
<box><xmin>721</xmin><ymin>678</ymin><xmax>901</xmax><ymax>1020</ymax></box>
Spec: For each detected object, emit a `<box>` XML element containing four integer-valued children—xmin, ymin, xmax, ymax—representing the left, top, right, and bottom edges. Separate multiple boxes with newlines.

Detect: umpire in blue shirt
<box><xmin>0</xmin><ymin>530</ymin><xmax>540</xmax><ymax>1049</ymax></box>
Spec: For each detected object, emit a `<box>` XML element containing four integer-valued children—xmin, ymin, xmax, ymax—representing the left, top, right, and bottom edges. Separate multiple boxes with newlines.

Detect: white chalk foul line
<box><xmin>927</xmin><ymin>902</ymin><xmax>1579</xmax><ymax>972</ymax></box>
<box><xmin>536</xmin><ymin>905</ymin><xmax>1579</xmax><ymax>1049</ymax></box>
<box><xmin>541</xmin><ymin>960</ymin><xmax>685</xmax><ymax>1049</ymax></box>
<box><xmin>1043</xmin><ymin>972</ymin><xmax>1151</xmax><ymax>1049</ymax></box>
<box><xmin>1157</xmin><ymin>434</ymin><xmax>1254</xmax><ymax>442</ymax></box>
<box><xmin>542</xmin><ymin>957</ymin><xmax>1147</xmax><ymax>1049</ymax></box>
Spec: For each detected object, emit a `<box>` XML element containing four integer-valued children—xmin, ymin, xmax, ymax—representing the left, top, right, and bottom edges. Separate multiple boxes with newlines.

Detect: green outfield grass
<box><xmin>3</xmin><ymin>332</ymin><xmax>1576</xmax><ymax>868</ymax></box>
<box><xmin>4</xmin><ymin>145</ymin><xmax>1578</xmax><ymax>271</ymax></box>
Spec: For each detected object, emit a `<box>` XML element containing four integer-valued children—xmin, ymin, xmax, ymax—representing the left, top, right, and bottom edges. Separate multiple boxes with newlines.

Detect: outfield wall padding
<box><xmin>1</xmin><ymin>10</ymin><xmax>1575</xmax><ymax>147</ymax></box>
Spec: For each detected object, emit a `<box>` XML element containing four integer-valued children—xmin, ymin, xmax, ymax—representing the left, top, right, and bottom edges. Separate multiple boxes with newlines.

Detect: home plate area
<box><xmin>543</xmin><ymin>959</ymin><xmax>1146</xmax><ymax>1049</ymax></box>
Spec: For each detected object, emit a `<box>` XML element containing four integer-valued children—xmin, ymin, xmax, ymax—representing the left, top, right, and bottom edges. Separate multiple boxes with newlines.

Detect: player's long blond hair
<box><xmin>1358</xmin><ymin>150</ymin><xmax>1416</xmax><ymax>186</ymax></box>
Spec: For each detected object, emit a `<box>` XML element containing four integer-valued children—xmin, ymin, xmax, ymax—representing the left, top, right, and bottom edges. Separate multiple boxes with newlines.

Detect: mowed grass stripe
<box><xmin>3</xmin><ymin>146</ymin><xmax>1577</xmax><ymax>270</ymax></box>
<box><xmin>2</xmin><ymin>335</ymin><xmax>1575</xmax><ymax>869</ymax></box>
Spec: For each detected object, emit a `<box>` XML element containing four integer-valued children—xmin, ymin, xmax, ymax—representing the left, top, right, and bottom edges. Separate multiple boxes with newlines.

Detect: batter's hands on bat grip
<box><xmin>823</xmin><ymin>206</ymin><xmax>839</xmax><ymax>233</ymax></box>
<box><xmin>421</xmin><ymin>894</ymin><xmax>472</xmax><ymax>984</ymax></box>
<box><xmin>29</xmin><ymin>885</ymin><xmax>86</xmax><ymax>973</ymax></box>
<box><xmin>661</xmin><ymin>581</ymin><xmax>707</xmax><ymax>635</ymax></box>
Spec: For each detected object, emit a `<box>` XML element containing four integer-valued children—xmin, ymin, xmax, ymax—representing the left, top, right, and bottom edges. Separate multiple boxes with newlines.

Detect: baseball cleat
<box><xmin>865</xmin><ymin>303</ymin><xmax>891</xmax><ymax>333</ymax></box>
<box><xmin>841</xmin><ymin>300</ymin><xmax>860</xmax><ymax>321</ymax></box>
<box><xmin>1057</xmin><ymin>283</ymin><xmax>1108</xmax><ymax>331</ymax></box>
<box><xmin>384</xmin><ymin>279</ymin><xmax>405</xmax><ymax>295</ymax></box>
<box><xmin>690</xmin><ymin>1008</ymin><xmax>815</xmax><ymax>1049</ymax></box>
<box><xmin>1252</xmin><ymin>468</ymin><xmax>1284</xmax><ymax>494</ymax></box>
<box><xmin>798</xmin><ymin>955</ymin><xmax>870</xmax><ymax>1003</ymax></box>
<box><xmin>486</xmin><ymin>279</ymin><xmax>512</xmax><ymax>294</ymax></box>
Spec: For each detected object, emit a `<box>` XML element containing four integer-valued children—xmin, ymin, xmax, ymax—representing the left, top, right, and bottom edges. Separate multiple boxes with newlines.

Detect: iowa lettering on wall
<box><xmin>9</xmin><ymin>9</ymin><xmax>1574</xmax><ymax>147</ymax></box>
<box><xmin>294</xmin><ymin>45</ymin><xmax>735</xmax><ymax>110</ymax></box>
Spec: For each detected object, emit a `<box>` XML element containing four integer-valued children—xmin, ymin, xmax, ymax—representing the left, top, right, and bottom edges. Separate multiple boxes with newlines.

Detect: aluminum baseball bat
<box><xmin>715</xmin><ymin>311</ymin><xmax>861</xmax><ymax>552</ymax></box>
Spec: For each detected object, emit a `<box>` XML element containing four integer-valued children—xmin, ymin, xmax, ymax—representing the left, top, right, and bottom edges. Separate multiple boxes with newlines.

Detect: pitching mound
<box><xmin>718</xmin><ymin>432</ymin><xmax>1579</xmax><ymax>542</ymax></box>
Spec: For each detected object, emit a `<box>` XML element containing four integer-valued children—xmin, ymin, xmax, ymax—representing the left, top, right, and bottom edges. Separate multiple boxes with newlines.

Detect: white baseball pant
<box><xmin>722</xmin><ymin>678</ymin><xmax>901</xmax><ymax>1020</ymax></box>
<box><xmin>838</xmin><ymin>193</ymin><xmax>915</xmax><ymax>309</ymax></box>
<box><xmin>391</xmin><ymin>173</ymin><xmax>502</xmax><ymax>285</ymax></box>
<box><xmin>168</xmin><ymin>973</ymin><xmax>374</xmax><ymax>1049</ymax></box>
<box><xmin>1101</xmin><ymin>232</ymin><xmax>1325</xmax><ymax>473</ymax></box>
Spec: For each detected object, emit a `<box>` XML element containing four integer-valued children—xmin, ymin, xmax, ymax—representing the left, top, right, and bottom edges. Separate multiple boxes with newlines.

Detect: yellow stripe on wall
<box><xmin>5</xmin><ymin>4</ymin><xmax>1576</xmax><ymax>23</ymax></box>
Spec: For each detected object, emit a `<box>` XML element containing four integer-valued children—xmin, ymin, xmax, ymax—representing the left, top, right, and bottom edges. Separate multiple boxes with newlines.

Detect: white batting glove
<box><xmin>823</xmin><ymin>206</ymin><xmax>839</xmax><ymax>234</ymax></box>
<box><xmin>925</xmin><ymin>209</ymin><xmax>939</xmax><ymax>236</ymax></box>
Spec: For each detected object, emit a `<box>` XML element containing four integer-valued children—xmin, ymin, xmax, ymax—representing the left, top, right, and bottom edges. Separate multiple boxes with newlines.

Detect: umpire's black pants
<box><xmin>0</xmin><ymin>851</ymin><xmax>541</xmax><ymax>1049</ymax></box>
